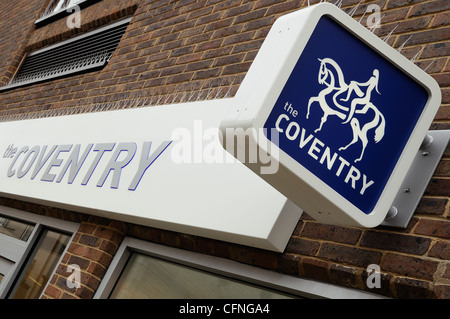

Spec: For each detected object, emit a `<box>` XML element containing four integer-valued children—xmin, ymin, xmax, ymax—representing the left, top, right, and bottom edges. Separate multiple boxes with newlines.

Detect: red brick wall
<box><xmin>0</xmin><ymin>0</ymin><xmax>448</xmax><ymax>299</ymax></box>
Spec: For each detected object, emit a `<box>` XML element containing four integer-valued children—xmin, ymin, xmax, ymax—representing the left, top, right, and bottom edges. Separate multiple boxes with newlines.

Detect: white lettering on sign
<box><xmin>5</xmin><ymin>141</ymin><xmax>172</xmax><ymax>191</ymax></box>
<box><xmin>275</xmin><ymin>113</ymin><xmax>375</xmax><ymax>195</ymax></box>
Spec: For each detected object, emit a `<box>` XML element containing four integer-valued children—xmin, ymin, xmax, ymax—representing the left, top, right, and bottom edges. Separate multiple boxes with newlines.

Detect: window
<box><xmin>109</xmin><ymin>253</ymin><xmax>293</xmax><ymax>299</ymax></box>
<box><xmin>49</xmin><ymin>0</ymin><xmax>83</xmax><ymax>14</ymax></box>
<box><xmin>0</xmin><ymin>257</ymin><xmax>13</xmax><ymax>287</ymax></box>
<box><xmin>0</xmin><ymin>17</ymin><xmax>130</xmax><ymax>92</ymax></box>
<box><xmin>12</xmin><ymin>229</ymin><xmax>71</xmax><ymax>299</ymax></box>
<box><xmin>96</xmin><ymin>238</ymin><xmax>384</xmax><ymax>299</ymax></box>
<box><xmin>0</xmin><ymin>206</ymin><xmax>78</xmax><ymax>299</ymax></box>
<box><xmin>0</xmin><ymin>216</ymin><xmax>34</xmax><ymax>242</ymax></box>
<box><xmin>36</xmin><ymin>0</ymin><xmax>101</xmax><ymax>26</ymax></box>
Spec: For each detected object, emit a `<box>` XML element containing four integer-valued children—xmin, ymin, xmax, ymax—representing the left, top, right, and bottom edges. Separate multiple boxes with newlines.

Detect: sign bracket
<box><xmin>382</xmin><ymin>130</ymin><xmax>450</xmax><ymax>228</ymax></box>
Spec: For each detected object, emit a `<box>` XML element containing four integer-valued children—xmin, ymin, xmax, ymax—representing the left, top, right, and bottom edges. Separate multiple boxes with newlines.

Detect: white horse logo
<box><xmin>306</xmin><ymin>58</ymin><xmax>386</xmax><ymax>163</ymax></box>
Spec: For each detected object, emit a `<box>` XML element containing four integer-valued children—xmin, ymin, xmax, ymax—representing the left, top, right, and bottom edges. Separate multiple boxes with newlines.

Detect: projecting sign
<box><xmin>220</xmin><ymin>3</ymin><xmax>442</xmax><ymax>227</ymax></box>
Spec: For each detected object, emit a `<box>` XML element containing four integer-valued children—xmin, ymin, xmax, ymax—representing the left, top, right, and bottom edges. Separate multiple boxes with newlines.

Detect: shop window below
<box><xmin>12</xmin><ymin>229</ymin><xmax>71</xmax><ymax>299</ymax></box>
<box><xmin>0</xmin><ymin>215</ymin><xmax>35</xmax><ymax>242</ymax></box>
<box><xmin>96</xmin><ymin>238</ymin><xmax>385</xmax><ymax>299</ymax></box>
<box><xmin>109</xmin><ymin>253</ymin><xmax>294</xmax><ymax>299</ymax></box>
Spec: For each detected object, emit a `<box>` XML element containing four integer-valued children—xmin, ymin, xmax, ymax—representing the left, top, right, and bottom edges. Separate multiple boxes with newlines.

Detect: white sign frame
<box><xmin>220</xmin><ymin>3</ymin><xmax>442</xmax><ymax>227</ymax></box>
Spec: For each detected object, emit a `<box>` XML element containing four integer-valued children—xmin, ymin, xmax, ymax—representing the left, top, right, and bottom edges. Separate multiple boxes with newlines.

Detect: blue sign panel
<box><xmin>264</xmin><ymin>16</ymin><xmax>428</xmax><ymax>214</ymax></box>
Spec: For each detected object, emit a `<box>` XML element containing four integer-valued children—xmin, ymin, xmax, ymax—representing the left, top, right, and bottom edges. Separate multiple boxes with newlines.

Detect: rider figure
<box><xmin>340</xmin><ymin>69</ymin><xmax>380</xmax><ymax>124</ymax></box>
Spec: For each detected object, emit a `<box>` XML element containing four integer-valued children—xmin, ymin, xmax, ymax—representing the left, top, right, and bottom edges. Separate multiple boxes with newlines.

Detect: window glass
<box><xmin>13</xmin><ymin>230</ymin><xmax>70</xmax><ymax>299</ymax></box>
<box><xmin>0</xmin><ymin>215</ymin><xmax>34</xmax><ymax>242</ymax></box>
<box><xmin>52</xmin><ymin>0</ymin><xmax>83</xmax><ymax>13</ymax></box>
<box><xmin>0</xmin><ymin>274</ymin><xmax>4</xmax><ymax>284</ymax></box>
<box><xmin>110</xmin><ymin>253</ymin><xmax>294</xmax><ymax>299</ymax></box>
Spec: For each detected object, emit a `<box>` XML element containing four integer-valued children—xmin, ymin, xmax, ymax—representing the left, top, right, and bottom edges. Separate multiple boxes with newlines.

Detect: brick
<box><xmin>300</xmin><ymin>257</ymin><xmax>329</xmax><ymax>282</ymax></box>
<box><xmin>444</xmin><ymin>263</ymin><xmax>450</xmax><ymax>279</ymax></box>
<box><xmin>195</xmin><ymin>38</ymin><xmax>223</xmax><ymax>51</ymax></box>
<box><xmin>222</xmin><ymin>61</ymin><xmax>252</xmax><ymax>75</ymax></box>
<box><xmin>431</xmin><ymin>11</ymin><xmax>450</xmax><ymax>27</ymax></box>
<box><xmin>301</xmin><ymin>223</ymin><xmax>362</xmax><ymax>244</ymax></box>
<box><xmin>415</xmin><ymin>197</ymin><xmax>448</xmax><ymax>216</ymax></box>
<box><xmin>166</xmin><ymin>72</ymin><xmax>194</xmax><ymax>84</ymax></box>
<box><xmin>223</xmin><ymin>2</ymin><xmax>254</xmax><ymax>19</ymax></box>
<box><xmin>285</xmin><ymin>237</ymin><xmax>320</xmax><ymax>256</ymax></box>
<box><xmin>67</xmin><ymin>254</ymin><xmax>90</xmax><ymax>270</ymax></box>
<box><xmin>231</xmin><ymin>38</ymin><xmax>264</xmax><ymax>53</ymax></box>
<box><xmin>78</xmin><ymin>234</ymin><xmax>101</xmax><ymax>248</ymax></box>
<box><xmin>428</xmin><ymin>241</ymin><xmax>450</xmax><ymax>260</ymax></box>
<box><xmin>408</xmin><ymin>0</ymin><xmax>450</xmax><ymax>18</ymax></box>
<box><xmin>213</xmin><ymin>53</ymin><xmax>245</xmax><ymax>67</ymax></box>
<box><xmin>234</xmin><ymin>8</ymin><xmax>267</xmax><ymax>25</ymax></box>
<box><xmin>170</xmin><ymin>44</ymin><xmax>195</xmax><ymax>57</ymax></box>
<box><xmin>185</xmin><ymin>59</ymin><xmax>213</xmax><ymax>72</ymax></box>
<box><xmin>381</xmin><ymin>253</ymin><xmax>439</xmax><ymax>280</ymax></box>
<box><xmin>44</xmin><ymin>284</ymin><xmax>62</xmax><ymax>299</ymax></box>
<box><xmin>414</xmin><ymin>219</ymin><xmax>450</xmax><ymax>239</ymax></box>
<box><xmin>176</xmin><ymin>51</ymin><xmax>204</xmax><ymax>64</ymax></box>
<box><xmin>421</xmin><ymin>42</ymin><xmax>450</xmax><ymax>59</ymax></box>
<box><xmin>61</xmin><ymin>292</ymin><xmax>78</xmax><ymax>299</ymax></box>
<box><xmin>360</xmin><ymin>230</ymin><xmax>431</xmax><ymax>255</ymax></box>
<box><xmin>393</xmin><ymin>277</ymin><xmax>433</xmax><ymax>298</ymax></box>
<box><xmin>192</xmin><ymin>67</ymin><xmax>221</xmax><ymax>80</ymax></box>
<box><xmin>74</xmin><ymin>285</ymin><xmax>95</xmax><ymax>299</ymax></box>
<box><xmin>434</xmin><ymin>285</ymin><xmax>450</xmax><ymax>299</ymax></box>
<box><xmin>254</xmin><ymin>0</ymin><xmax>285</xmax><ymax>10</ymax></box>
<box><xmin>318</xmin><ymin>243</ymin><xmax>382</xmax><ymax>267</ymax></box>
<box><xmin>80</xmin><ymin>272</ymin><xmax>101</xmax><ymax>291</ymax></box>
<box><xmin>266</xmin><ymin>0</ymin><xmax>302</xmax><ymax>16</ymax></box>
<box><xmin>188</xmin><ymin>6</ymin><xmax>213</xmax><ymax>20</ymax></box>
<box><xmin>204</xmin><ymin>16</ymin><xmax>234</xmax><ymax>32</ymax></box>
<box><xmin>329</xmin><ymin>264</ymin><xmax>360</xmax><ymax>289</ymax></box>
<box><xmin>395</xmin><ymin>27</ymin><xmax>450</xmax><ymax>46</ymax></box>
<box><xmin>83</xmin><ymin>247</ymin><xmax>112</xmax><ymax>267</ymax></box>
<box><xmin>93</xmin><ymin>226</ymin><xmax>125</xmax><ymax>243</ymax></box>
<box><xmin>242</xmin><ymin>16</ymin><xmax>274</xmax><ymax>32</ymax></box>
<box><xmin>202</xmin><ymin>46</ymin><xmax>233</xmax><ymax>59</ymax></box>
<box><xmin>99</xmin><ymin>239</ymin><xmax>119</xmax><ymax>255</ymax></box>
<box><xmin>276</xmin><ymin>253</ymin><xmax>301</xmax><ymax>275</ymax></box>
<box><xmin>424</xmin><ymin>178</ymin><xmax>450</xmax><ymax>197</ymax></box>
<box><xmin>211</xmin><ymin>24</ymin><xmax>243</xmax><ymax>39</ymax></box>
<box><xmin>55</xmin><ymin>276</ymin><xmax>76</xmax><ymax>293</ymax></box>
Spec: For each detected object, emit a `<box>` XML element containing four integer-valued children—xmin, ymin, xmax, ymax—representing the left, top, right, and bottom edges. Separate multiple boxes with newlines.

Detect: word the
<box><xmin>3</xmin><ymin>144</ymin><xmax>18</xmax><ymax>158</ymax></box>
<box><xmin>6</xmin><ymin>141</ymin><xmax>171</xmax><ymax>191</ymax></box>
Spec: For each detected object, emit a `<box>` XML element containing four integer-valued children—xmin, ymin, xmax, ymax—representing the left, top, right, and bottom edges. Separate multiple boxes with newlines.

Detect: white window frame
<box><xmin>95</xmin><ymin>237</ymin><xmax>386</xmax><ymax>299</ymax></box>
<box><xmin>35</xmin><ymin>0</ymin><xmax>100</xmax><ymax>26</ymax></box>
<box><xmin>0</xmin><ymin>205</ymin><xmax>79</xmax><ymax>299</ymax></box>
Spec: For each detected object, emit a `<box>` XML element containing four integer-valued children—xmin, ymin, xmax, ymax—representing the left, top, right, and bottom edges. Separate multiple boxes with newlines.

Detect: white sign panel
<box><xmin>220</xmin><ymin>3</ymin><xmax>441</xmax><ymax>227</ymax></box>
<box><xmin>0</xmin><ymin>99</ymin><xmax>301</xmax><ymax>252</ymax></box>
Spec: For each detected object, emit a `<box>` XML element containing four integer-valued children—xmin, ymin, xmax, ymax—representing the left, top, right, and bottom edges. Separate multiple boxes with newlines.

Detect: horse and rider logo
<box><xmin>306</xmin><ymin>57</ymin><xmax>386</xmax><ymax>163</ymax></box>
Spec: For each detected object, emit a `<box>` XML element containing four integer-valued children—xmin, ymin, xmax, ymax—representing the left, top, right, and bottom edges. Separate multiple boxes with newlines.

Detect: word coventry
<box><xmin>4</xmin><ymin>141</ymin><xmax>171</xmax><ymax>191</ymax></box>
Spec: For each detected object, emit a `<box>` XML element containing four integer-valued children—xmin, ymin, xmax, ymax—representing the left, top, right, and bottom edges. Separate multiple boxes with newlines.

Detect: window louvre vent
<box><xmin>1</xmin><ymin>18</ymin><xmax>131</xmax><ymax>91</ymax></box>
